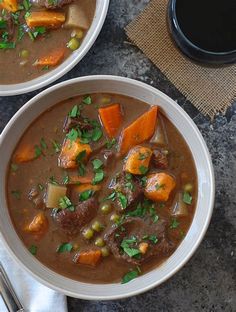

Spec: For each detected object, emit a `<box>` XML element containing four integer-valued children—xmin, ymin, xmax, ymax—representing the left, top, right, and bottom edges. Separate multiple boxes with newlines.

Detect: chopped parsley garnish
<box><xmin>140</xmin><ymin>176</ymin><xmax>147</xmax><ymax>187</ymax></box>
<box><xmin>11</xmin><ymin>190</ymin><xmax>21</xmax><ymax>199</ymax></box>
<box><xmin>52</xmin><ymin>140</ymin><xmax>61</xmax><ymax>153</ymax></box>
<box><xmin>76</xmin><ymin>150</ymin><xmax>87</xmax><ymax>162</ymax></box>
<box><xmin>91</xmin><ymin>127</ymin><xmax>103</xmax><ymax>142</ymax></box>
<box><xmin>102</xmin><ymin>191</ymin><xmax>116</xmax><ymax>202</ymax></box>
<box><xmin>49</xmin><ymin>176</ymin><xmax>59</xmax><ymax>185</ymax></box>
<box><xmin>121</xmin><ymin>270</ymin><xmax>139</xmax><ymax>284</ymax></box>
<box><xmin>106</xmin><ymin>138</ymin><xmax>117</xmax><ymax>149</ymax></box>
<box><xmin>155</xmin><ymin>183</ymin><xmax>165</xmax><ymax>190</ymax></box>
<box><xmin>125</xmin><ymin>202</ymin><xmax>146</xmax><ymax>218</ymax></box>
<box><xmin>76</xmin><ymin>150</ymin><xmax>87</xmax><ymax>176</ymax></box>
<box><xmin>138</xmin><ymin>152</ymin><xmax>149</xmax><ymax>160</ymax></box>
<box><xmin>82</xmin><ymin>95</ymin><xmax>92</xmax><ymax>105</ymax></box>
<box><xmin>38</xmin><ymin>183</ymin><xmax>44</xmax><ymax>191</ymax></box>
<box><xmin>59</xmin><ymin>196</ymin><xmax>75</xmax><ymax>211</ymax></box>
<box><xmin>29</xmin><ymin>245</ymin><xmax>37</xmax><ymax>256</ymax></box>
<box><xmin>117</xmin><ymin>192</ymin><xmax>128</xmax><ymax>209</ymax></box>
<box><xmin>42</xmin><ymin>65</ymin><xmax>50</xmax><ymax>71</ymax></box>
<box><xmin>148</xmin><ymin>235</ymin><xmax>158</xmax><ymax>244</ymax></box>
<box><xmin>66</xmin><ymin>128</ymin><xmax>79</xmax><ymax>141</ymax></box>
<box><xmin>79</xmin><ymin>190</ymin><xmax>93</xmax><ymax>201</ymax></box>
<box><xmin>170</xmin><ymin>218</ymin><xmax>180</xmax><ymax>229</ymax></box>
<box><xmin>121</xmin><ymin>236</ymin><xmax>141</xmax><ymax>258</ymax></box>
<box><xmin>34</xmin><ymin>145</ymin><xmax>42</xmax><ymax>158</ymax></box>
<box><xmin>139</xmin><ymin>165</ymin><xmax>148</xmax><ymax>175</ymax></box>
<box><xmin>63</xmin><ymin>175</ymin><xmax>70</xmax><ymax>184</ymax></box>
<box><xmin>93</xmin><ymin>169</ymin><xmax>104</xmax><ymax>184</ymax></box>
<box><xmin>0</xmin><ymin>41</ymin><xmax>15</xmax><ymax>49</ymax></box>
<box><xmin>23</xmin><ymin>0</ymin><xmax>31</xmax><ymax>11</ymax></box>
<box><xmin>40</xmin><ymin>138</ymin><xmax>47</xmax><ymax>150</ymax></box>
<box><xmin>149</xmin><ymin>206</ymin><xmax>159</xmax><ymax>223</ymax></box>
<box><xmin>57</xmin><ymin>242</ymin><xmax>73</xmax><ymax>253</ymax></box>
<box><xmin>183</xmin><ymin>191</ymin><xmax>192</xmax><ymax>205</ymax></box>
<box><xmin>10</xmin><ymin>163</ymin><xmax>18</xmax><ymax>172</ymax></box>
<box><xmin>92</xmin><ymin>159</ymin><xmax>103</xmax><ymax>170</ymax></box>
<box><xmin>68</xmin><ymin>105</ymin><xmax>79</xmax><ymax>118</ymax></box>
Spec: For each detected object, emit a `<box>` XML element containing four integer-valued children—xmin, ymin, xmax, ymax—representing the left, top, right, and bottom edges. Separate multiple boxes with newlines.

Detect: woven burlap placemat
<box><xmin>125</xmin><ymin>0</ymin><xmax>236</xmax><ymax>118</ymax></box>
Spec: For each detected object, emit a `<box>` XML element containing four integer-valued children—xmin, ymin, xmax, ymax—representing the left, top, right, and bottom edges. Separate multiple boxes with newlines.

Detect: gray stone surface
<box><xmin>0</xmin><ymin>0</ymin><xmax>235</xmax><ymax>311</ymax></box>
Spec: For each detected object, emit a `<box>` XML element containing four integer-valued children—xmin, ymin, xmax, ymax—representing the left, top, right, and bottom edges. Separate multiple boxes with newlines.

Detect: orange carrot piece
<box><xmin>26</xmin><ymin>11</ymin><xmax>65</xmax><ymax>28</ymax></box>
<box><xmin>34</xmin><ymin>48</ymin><xmax>65</xmax><ymax>67</ymax></box>
<box><xmin>68</xmin><ymin>174</ymin><xmax>93</xmax><ymax>184</ymax></box>
<box><xmin>99</xmin><ymin>104</ymin><xmax>122</xmax><ymax>138</ymax></box>
<box><xmin>25</xmin><ymin>212</ymin><xmax>48</xmax><ymax>235</ymax></box>
<box><xmin>144</xmin><ymin>172</ymin><xmax>176</xmax><ymax>202</ymax></box>
<box><xmin>0</xmin><ymin>0</ymin><xmax>18</xmax><ymax>12</ymax></box>
<box><xmin>58</xmin><ymin>139</ymin><xmax>92</xmax><ymax>169</ymax></box>
<box><xmin>124</xmin><ymin>146</ymin><xmax>153</xmax><ymax>175</ymax></box>
<box><xmin>72</xmin><ymin>183</ymin><xmax>101</xmax><ymax>193</ymax></box>
<box><xmin>74</xmin><ymin>250</ymin><xmax>102</xmax><ymax>266</ymax></box>
<box><xmin>118</xmin><ymin>106</ymin><xmax>158</xmax><ymax>156</ymax></box>
<box><xmin>14</xmin><ymin>144</ymin><xmax>36</xmax><ymax>163</ymax></box>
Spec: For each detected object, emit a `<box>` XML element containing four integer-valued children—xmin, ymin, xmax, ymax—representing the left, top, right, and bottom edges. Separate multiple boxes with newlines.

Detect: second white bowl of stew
<box><xmin>0</xmin><ymin>76</ymin><xmax>214</xmax><ymax>299</ymax></box>
<box><xmin>0</xmin><ymin>0</ymin><xmax>109</xmax><ymax>95</ymax></box>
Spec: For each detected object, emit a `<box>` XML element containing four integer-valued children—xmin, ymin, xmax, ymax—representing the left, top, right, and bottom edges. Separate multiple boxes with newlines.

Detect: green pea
<box><xmin>100</xmin><ymin>97</ymin><xmax>111</xmax><ymax>105</ymax></box>
<box><xmin>110</xmin><ymin>214</ymin><xmax>120</xmax><ymax>223</ymax></box>
<box><xmin>20</xmin><ymin>49</ymin><xmax>29</xmax><ymax>58</ymax></box>
<box><xmin>82</xmin><ymin>228</ymin><xmax>94</xmax><ymax>239</ymax></box>
<box><xmin>101</xmin><ymin>247</ymin><xmax>110</xmax><ymax>257</ymax></box>
<box><xmin>67</xmin><ymin>38</ymin><xmax>80</xmax><ymax>51</ymax></box>
<box><xmin>183</xmin><ymin>183</ymin><xmax>193</xmax><ymax>193</ymax></box>
<box><xmin>101</xmin><ymin>203</ymin><xmax>112</xmax><ymax>214</ymax></box>
<box><xmin>91</xmin><ymin>221</ymin><xmax>104</xmax><ymax>232</ymax></box>
<box><xmin>95</xmin><ymin>237</ymin><xmax>105</xmax><ymax>247</ymax></box>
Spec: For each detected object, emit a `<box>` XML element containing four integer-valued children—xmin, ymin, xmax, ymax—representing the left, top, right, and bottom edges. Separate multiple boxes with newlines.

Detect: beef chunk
<box><xmin>110</xmin><ymin>173</ymin><xmax>143</xmax><ymax>210</ymax></box>
<box><xmin>104</xmin><ymin>217</ymin><xmax>174</xmax><ymax>265</ymax></box>
<box><xmin>54</xmin><ymin>197</ymin><xmax>98</xmax><ymax>236</ymax></box>
<box><xmin>152</xmin><ymin>149</ymin><xmax>168</xmax><ymax>169</ymax></box>
<box><xmin>63</xmin><ymin>116</ymin><xmax>93</xmax><ymax>133</ymax></box>
<box><xmin>28</xmin><ymin>187</ymin><xmax>45</xmax><ymax>209</ymax></box>
<box><xmin>30</xmin><ymin>0</ymin><xmax>73</xmax><ymax>9</ymax></box>
<box><xmin>1</xmin><ymin>14</ymin><xmax>15</xmax><ymax>38</ymax></box>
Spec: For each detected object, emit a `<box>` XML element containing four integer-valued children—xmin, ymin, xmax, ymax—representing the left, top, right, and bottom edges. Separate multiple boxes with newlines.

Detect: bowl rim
<box><xmin>0</xmin><ymin>75</ymin><xmax>215</xmax><ymax>300</ymax></box>
<box><xmin>0</xmin><ymin>0</ymin><xmax>110</xmax><ymax>97</ymax></box>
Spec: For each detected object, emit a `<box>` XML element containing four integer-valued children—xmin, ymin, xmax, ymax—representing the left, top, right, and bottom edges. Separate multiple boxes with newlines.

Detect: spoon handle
<box><xmin>0</xmin><ymin>262</ymin><xmax>24</xmax><ymax>312</ymax></box>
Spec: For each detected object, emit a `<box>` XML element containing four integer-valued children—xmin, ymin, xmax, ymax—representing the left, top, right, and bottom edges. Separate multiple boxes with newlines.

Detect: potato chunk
<box><xmin>144</xmin><ymin>173</ymin><xmax>176</xmax><ymax>202</ymax></box>
<box><xmin>45</xmin><ymin>183</ymin><xmax>67</xmax><ymax>208</ymax></box>
<box><xmin>124</xmin><ymin>146</ymin><xmax>153</xmax><ymax>175</ymax></box>
<box><xmin>64</xmin><ymin>4</ymin><xmax>90</xmax><ymax>30</ymax></box>
<box><xmin>58</xmin><ymin>139</ymin><xmax>92</xmax><ymax>169</ymax></box>
<box><xmin>25</xmin><ymin>212</ymin><xmax>48</xmax><ymax>235</ymax></box>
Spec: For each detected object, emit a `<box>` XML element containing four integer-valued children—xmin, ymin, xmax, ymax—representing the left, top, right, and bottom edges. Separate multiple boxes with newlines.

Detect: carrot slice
<box><xmin>144</xmin><ymin>172</ymin><xmax>176</xmax><ymax>202</ymax></box>
<box><xmin>68</xmin><ymin>174</ymin><xmax>93</xmax><ymax>184</ymax></box>
<box><xmin>34</xmin><ymin>48</ymin><xmax>65</xmax><ymax>67</ymax></box>
<box><xmin>72</xmin><ymin>183</ymin><xmax>101</xmax><ymax>193</ymax></box>
<box><xmin>99</xmin><ymin>104</ymin><xmax>122</xmax><ymax>138</ymax></box>
<box><xmin>14</xmin><ymin>144</ymin><xmax>36</xmax><ymax>163</ymax></box>
<box><xmin>74</xmin><ymin>250</ymin><xmax>102</xmax><ymax>266</ymax></box>
<box><xmin>118</xmin><ymin>106</ymin><xmax>158</xmax><ymax>156</ymax></box>
<box><xmin>26</xmin><ymin>11</ymin><xmax>65</xmax><ymax>28</ymax></box>
<box><xmin>0</xmin><ymin>0</ymin><xmax>18</xmax><ymax>12</ymax></box>
<box><xmin>124</xmin><ymin>146</ymin><xmax>153</xmax><ymax>175</ymax></box>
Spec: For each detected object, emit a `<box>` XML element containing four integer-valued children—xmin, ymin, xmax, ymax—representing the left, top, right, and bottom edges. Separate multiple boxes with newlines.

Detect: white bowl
<box><xmin>0</xmin><ymin>76</ymin><xmax>215</xmax><ymax>300</ymax></box>
<box><xmin>0</xmin><ymin>1</ymin><xmax>109</xmax><ymax>96</ymax></box>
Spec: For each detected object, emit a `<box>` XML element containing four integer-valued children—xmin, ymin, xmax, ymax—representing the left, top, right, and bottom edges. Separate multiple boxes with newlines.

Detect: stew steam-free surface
<box><xmin>7</xmin><ymin>94</ymin><xmax>197</xmax><ymax>284</ymax></box>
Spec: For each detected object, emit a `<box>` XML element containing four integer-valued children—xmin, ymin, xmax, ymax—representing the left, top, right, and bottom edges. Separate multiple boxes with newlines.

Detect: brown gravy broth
<box><xmin>6</xmin><ymin>93</ymin><xmax>197</xmax><ymax>283</ymax></box>
<box><xmin>0</xmin><ymin>0</ymin><xmax>96</xmax><ymax>84</ymax></box>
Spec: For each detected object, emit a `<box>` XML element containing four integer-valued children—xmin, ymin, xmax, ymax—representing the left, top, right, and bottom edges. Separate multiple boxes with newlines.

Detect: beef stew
<box><xmin>0</xmin><ymin>0</ymin><xmax>95</xmax><ymax>84</ymax></box>
<box><xmin>7</xmin><ymin>93</ymin><xmax>197</xmax><ymax>284</ymax></box>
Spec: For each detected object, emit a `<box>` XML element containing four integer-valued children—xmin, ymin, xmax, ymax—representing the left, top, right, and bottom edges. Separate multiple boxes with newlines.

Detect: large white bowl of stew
<box><xmin>0</xmin><ymin>0</ymin><xmax>109</xmax><ymax>96</ymax></box>
<box><xmin>0</xmin><ymin>76</ymin><xmax>215</xmax><ymax>299</ymax></box>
